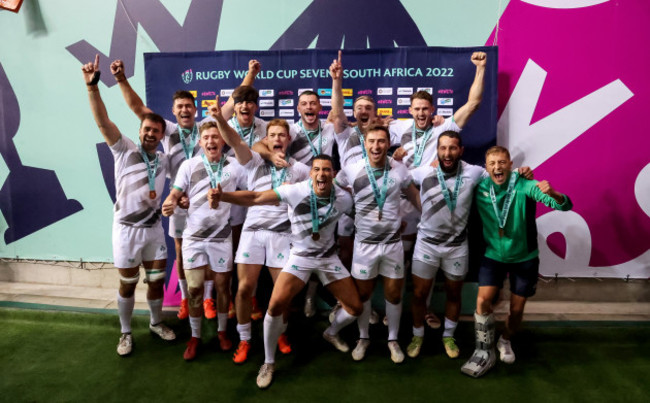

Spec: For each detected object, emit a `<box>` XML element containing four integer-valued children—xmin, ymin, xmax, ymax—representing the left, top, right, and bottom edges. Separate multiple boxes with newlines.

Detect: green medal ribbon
<box><xmin>309</xmin><ymin>178</ymin><xmax>335</xmax><ymax>239</ymax></box>
<box><xmin>412</xmin><ymin>123</ymin><xmax>433</xmax><ymax>167</ymax></box>
<box><xmin>299</xmin><ymin>120</ymin><xmax>322</xmax><ymax>157</ymax></box>
<box><xmin>270</xmin><ymin>156</ymin><xmax>289</xmax><ymax>189</ymax></box>
<box><xmin>179</xmin><ymin>124</ymin><xmax>198</xmax><ymax>160</ymax></box>
<box><xmin>489</xmin><ymin>172</ymin><xmax>518</xmax><ymax>235</ymax></box>
<box><xmin>364</xmin><ymin>157</ymin><xmax>390</xmax><ymax>220</ymax></box>
<box><xmin>138</xmin><ymin>143</ymin><xmax>159</xmax><ymax>198</ymax></box>
<box><xmin>230</xmin><ymin>117</ymin><xmax>256</xmax><ymax>148</ymax></box>
<box><xmin>201</xmin><ymin>154</ymin><xmax>226</xmax><ymax>189</ymax></box>
<box><xmin>355</xmin><ymin>126</ymin><xmax>367</xmax><ymax>159</ymax></box>
<box><xmin>436</xmin><ymin>163</ymin><xmax>463</xmax><ymax>212</ymax></box>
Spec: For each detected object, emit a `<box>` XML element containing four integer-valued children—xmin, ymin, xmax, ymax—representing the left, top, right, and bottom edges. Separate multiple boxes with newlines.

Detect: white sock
<box><xmin>326</xmin><ymin>306</ymin><xmax>357</xmax><ymax>336</ymax></box>
<box><xmin>263</xmin><ymin>314</ymin><xmax>284</xmax><ymax>364</ymax></box>
<box><xmin>178</xmin><ymin>279</ymin><xmax>189</xmax><ymax>299</ymax></box>
<box><xmin>147</xmin><ymin>298</ymin><xmax>163</xmax><ymax>325</ymax></box>
<box><xmin>443</xmin><ymin>317</ymin><xmax>458</xmax><ymax>338</ymax></box>
<box><xmin>117</xmin><ymin>293</ymin><xmax>135</xmax><ymax>334</ymax></box>
<box><xmin>217</xmin><ymin>312</ymin><xmax>228</xmax><ymax>332</ymax></box>
<box><xmin>237</xmin><ymin>322</ymin><xmax>252</xmax><ymax>341</ymax></box>
<box><xmin>189</xmin><ymin>316</ymin><xmax>202</xmax><ymax>338</ymax></box>
<box><xmin>413</xmin><ymin>326</ymin><xmax>425</xmax><ymax>338</ymax></box>
<box><xmin>357</xmin><ymin>300</ymin><xmax>371</xmax><ymax>339</ymax></box>
<box><xmin>385</xmin><ymin>299</ymin><xmax>402</xmax><ymax>341</ymax></box>
<box><xmin>203</xmin><ymin>280</ymin><xmax>214</xmax><ymax>300</ymax></box>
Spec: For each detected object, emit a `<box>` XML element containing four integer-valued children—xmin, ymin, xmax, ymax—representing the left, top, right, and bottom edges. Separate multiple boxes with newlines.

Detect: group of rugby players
<box><xmin>81</xmin><ymin>49</ymin><xmax>571</xmax><ymax>389</ymax></box>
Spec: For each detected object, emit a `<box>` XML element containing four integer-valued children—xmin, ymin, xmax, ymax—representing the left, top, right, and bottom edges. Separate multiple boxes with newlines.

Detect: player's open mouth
<box><xmin>273</xmin><ymin>144</ymin><xmax>283</xmax><ymax>151</ymax></box>
<box><xmin>493</xmin><ymin>171</ymin><xmax>504</xmax><ymax>179</ymax></box>
<box><xmin>315</xmin><ymin>179</ymin><xmax>327</xmax><ymax>190</ymax></box>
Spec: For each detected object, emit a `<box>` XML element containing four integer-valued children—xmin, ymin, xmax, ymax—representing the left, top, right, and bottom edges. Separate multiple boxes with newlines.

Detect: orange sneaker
<box><xmin>251</xmin><ymin>297</ymin><xmax>263</xmax><ymax>321</ymax></box>
<box><xmin>277</xmin><ymin>333</ymin><xmax>292</xmax><ymax>354</ymax></box>
<box><xmin>218</xmin><ymin>331</ymin><xmax>233</xmax><ymax>351</ymax></box>
<box><xmin>203</xmin><ymin>298</ymin><xmax>216</xmax><ymax>319</ymax></box>
<box><xmin>233</xmin><ymin>340</ymin><xmax>251</xmax><ymax>364</ymax></box>
<box><xmin>183</xmin><ymin>337</ymin><xmax>200</xmax><ymax>361</ymax></box>
<box><xmin>228</xmin><ymin>301</ymin><xmax>236</xmax><ymax>319</ymax></box>
<box><xmin>177</xmin><ymin>298</ymin><xmax>189</xmax><ymax>320</ymax></box>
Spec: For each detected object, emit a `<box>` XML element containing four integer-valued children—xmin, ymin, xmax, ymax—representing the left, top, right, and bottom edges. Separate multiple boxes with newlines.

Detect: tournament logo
<box><xmin>437</xmin><ymin>108</ymin><xmax>453</xmax><ymax>117</ymax></box>
<box><xmin>260</xmin><ymin>109</ymin><xmax>276</xmax><ymax>117</ymax></box>
<box><xmin>181</xmin><ymin>69</ymin><xmax>193</xmax><ymax>84</ymax></box>
<box><xmin>318</xmin><ymin>88</ymin><xmax>332</xmax><ymax>96</ymax></box>
<box><xmin>279</xmin><ymin>109</ymin><xmax>294</xmax><ymax>117</ymax></box>
<box><xmin>377</xmin><ymin>87</ymin><xmax>393</xmax><ymax>96</ymax></box>
<box><xmin>259</xmin><ymin>99</ymin><xmax>275</xmax><ymax>107</ymax></box>
<box><xmin>397</xmin><ymin>87</ymin><xmax>413</xmax><ymax>95</ymax></box>
<box><xmin>437</xmin><ymin>98</ymin><xmax>453</xmax><ymax>106</ymax></box>
<box><xmin>397</xmin><ymin>98</ymin><xmax>410</xmax><ymax>105</ymax></box>
<box><xmin>279</xmin><ymin>99</ymin><xmax>294</xmax><ymax>107</ymax></box>
<box><xmin>320</xmin><ymin>99</ymin><xmax>332</xmax><ymax>107</ymax></box>
<box><xmin>417</xmin><ymin>87</ymin><xmax>433</xmax><ymax>94</ymax></box>
<box><xmin>259</xmin><ymin>89</ymin><xmax>275</xmax><ymax>97</ymax></box>
<box><xmin>220</xmin><ymin>89</ymin><xmax>234</xmax><ymax>97</ymax></box>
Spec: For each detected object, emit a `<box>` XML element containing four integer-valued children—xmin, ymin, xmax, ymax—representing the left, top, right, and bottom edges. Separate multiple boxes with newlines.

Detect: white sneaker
<box><xmin>256</xmin><ymin>363</ymin><xmax>275</xmax><ymax>389</ymax></box>
<box><xmin>351</xmin><ymin>339</ymin><xmax>370</xmax><ymax>361</ymax></box>
<box><xmin>304</xmin><ymin>298</ymin><xmax>316</xmax><ymax>318</ymax></box>
<box><xmin>388</xmin><ymin>341</ymin><xmax>405</xmax><ymax>364</ymax></box>
<box><xmin>497</xmin><ymin>336</ymin><xmax>516</xmax><ymax>364</ymax></box>
<box><xmin>149</xmin><ymin>322</ymin><xmax>176</xmax><ymax>341</ymax></box>
<box><xmin>117</xmin><ymin>333</ymin><xmax>133</xmax><ymax>356</ymax></box>
<box><xmin>323</xmin><ymin>331</ymin><xmax>349</xmax><ymax>353</ymax></box>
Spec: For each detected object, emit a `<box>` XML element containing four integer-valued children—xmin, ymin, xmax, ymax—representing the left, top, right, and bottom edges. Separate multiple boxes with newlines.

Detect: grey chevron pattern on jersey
<box><xmin>190</xmin><ymin>222</ymin><xmax>232</xmax><ymax>241</ymax></box>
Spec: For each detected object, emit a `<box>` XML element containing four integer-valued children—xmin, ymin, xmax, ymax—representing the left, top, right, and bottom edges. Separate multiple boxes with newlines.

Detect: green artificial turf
<box><xmin>1</xmin><ymin>307</ymin><xmax>648</xmax><ymax>403</ymax></box>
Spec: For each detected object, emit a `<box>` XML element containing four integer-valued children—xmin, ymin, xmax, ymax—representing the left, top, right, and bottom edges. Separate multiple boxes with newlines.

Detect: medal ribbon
<box><xmin>230</xmin><ymin>117</ymin><xmax>256</xmax><ymax>148</ymax></box>
<box><xmin>355</xmin><ymin>126</ymin><xmax>367</xmax><ymax>159</ymax></box>
<box><xmin>201</xmin><ymin>154</ymin><xmax>226</xmax><ymax>189</ymax></box>
<box><xmin>436</xmin><ymin>163</ymin><xmax>463</xmax><ymax>212</ymax></box>
<box><xmin>489</xmin><ymin>172</ymin><xmax>518</xmax><ymax>230</ymax></box>
<box><xmin>179</xmin><ymin>124</ymin><xmax>198</xmax><ymax>160</ymax></box>
<box><xmin>412</xmin><ymin>124</ymin><xmax>433</xmax><ymax>167</ymax></box>
<box><xmin>299</xmin><ymin>120</ymin><xmax>322</xmax><ymax>157</ymax></box>
<box><xmin>309</xmin><ymin>178</ymin><xmax>336</xmax><ymax>236</ymax></box>
<box><xmin>138</xmin><ymin>144</ymin><xmax>159</xmax><ymax>194</ymax></box>
<box><xmin>270</xmin><ymin>156</ymin><xmax>289</xmax><ymax>189</ymax></box>
<box><xmin>364</xmin><ymin>158</ymin><xmax>390</xmax><ymax>218</ymax></box>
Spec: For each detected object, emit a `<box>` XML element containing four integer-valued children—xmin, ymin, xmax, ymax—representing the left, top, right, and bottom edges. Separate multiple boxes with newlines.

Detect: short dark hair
<box><xmin>232</xmin><ymin>85</ymin><xmax>259</xmax><ymax>105</ymax></box>
<box><xmin>437</xmin><ymin>130</ymin><xmax>463</xmax><ymax>148</ymax></box>
<box><xmin>365</xmin><ymin>124</ymin><xmax>390</xmax><ymax>141</ymax></box>
<box><xmin>485</xmin><ymin>145</ymin><xmax>511</xmax><ymax>160</ymax></box>
<box><xmin>172</xmin><ymin>90</ymin><xmax>195</xmax><ymax>104</ymax></box>
<box><xmin>312</xmin><ymin>154</ymin><xmax>333</xmax><ymax>166</ymax></box>
<box><xmin>299</xmin><ymin>90</ymin><xmax>320</xmax><ymax>101</ymax></box>
<box><xmin>410</xmin><ymin>90</ymin><xmax>433</xmax><ymax>105</ymax></box>
<box><xmin>141</xmin><ymin>113</ymin><xmax>166</xmax><ymax>132</ymax></box>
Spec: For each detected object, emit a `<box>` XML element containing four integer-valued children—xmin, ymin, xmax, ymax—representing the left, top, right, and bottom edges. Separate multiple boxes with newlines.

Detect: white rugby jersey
<box><xmin>173</xmin><ymin>155</ymin><xmax>244</xmax><ymax>242</ymax></box>
<box><xmin>225</xmin><ymin>116</ymin><xmax>267</xmax><ymax>158</ymax></box>
<box><xmin>274</xmin><ymin>181</ymin><xmax>353</xmax><ymax>258</ymax></box>
<box><xmin>241</xmin><ymin>152</ymin><xmax>310</xmax><ymax>233</ymax></box>
<box><xmin>163</xmin><ymin>118</ymin><xmax>213</xmax><ymax>184</ymax></box>
<box><xmin>288</xmin><ymin>120</ymin><xmax>337</xmax><ymax>165</ymax></box>
<box><xmin>336</xmin><ymin>158</ymin><xmax>412</xmax><ymax>244</ymax></box>
<box><xmin>411</xmin><ymin>161</ymin><xmax>485</xmax><ymax>247</ymax></box>
<box><xmin>110</xmin><ymin>136</ymin><xmax>168</xmax><ymax>227</ymax></box>
<box><xmin>336</xmin><ymin>126</ymin><xmax>401</xmax><ymax>168</ymax></box>
<box><xmin>389</xmin><ymin>118</ymin><xmax>461</xmax><ymax>169</ymax></box>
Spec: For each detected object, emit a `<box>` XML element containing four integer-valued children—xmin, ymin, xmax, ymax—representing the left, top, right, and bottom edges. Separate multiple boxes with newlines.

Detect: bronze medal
<box><xmin>149</xmin><ymin>190</ymin><xmax>156</xmax><ymax>200</ymax></box>
<box><xmin>312</xmin><ymin>232</ymin><xmax>320</xmax><ymax>241</ymax></box>
<box><xmin>498</xmin><ymin>228</ymin><xmax>504</xmax><ymax>238</ymax></box>
<box><xmin>378</xmin><ymin>211</ymin><xmax>382</xmax><ymax>221</ymax></box>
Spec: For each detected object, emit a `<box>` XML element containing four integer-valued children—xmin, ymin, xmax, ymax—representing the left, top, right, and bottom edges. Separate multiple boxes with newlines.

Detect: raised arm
<box><xmin>328</xmin><ymin>50</ymin><xmax>348</xmax><ymax>134</ymax></box>
<box><xmin>208</xmin><ymin>95</ymin><xmax>252</xmax><ymax>165</ymax></box>
<box><xmin>110</xmin><ymin>59</ymin><xmax>154</xmax><ymax>120</ymax></box>
<box><xmin>453</xmin><ymin>52</ymin><xmax>486</xmax><ymax>129</ymax></box>
<box><xmin>220</xmin><ymin>59</ymin><xmax>261</xmax><ymax>121</ymax></box>
<box><xmin>83</xmin><ymin>55</ymin><xmax>121</xmax><ymax>146</ymax></box>
<box><xmin>210</xmin><ymin>183</ymin><xmax>280</xmax><ymax>209</ymax></box>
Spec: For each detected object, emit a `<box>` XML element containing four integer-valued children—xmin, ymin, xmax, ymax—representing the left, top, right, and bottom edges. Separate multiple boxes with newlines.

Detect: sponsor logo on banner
<box><xmin>202</xmin><ymin>110</ymin><xmax>210</xmax><ymax>117</ymax></box>
<box><xmin>201</xmin><ymin>99</ymin><xmax>216</xmax><ymax>107</ymax></box>
<box><xmin>397</xmin><ymin>110</ymin><xmax>410</xmax><ymax>115</ymax></box>
<box><xmin>377</xmin><ymin>99</ymin><xmax>392</xmax><ymax>105</ymax></box>
<box><xmin>260</xmin><ymin>89</ymin><xmax>275</xmax><ymax>97</ymax></box>
<box><xmin>279</xmin><ymin>99</ymin><xmax>294</xmax><ymax>107</ymax></box>
<box><xmin>397</xmin><ymin>98</ymin><xmax>411</xmax><ymax>105</ymax></box>
<box><xmin>438</xmin><ymin>89</ymin><xmax>454</xmax><ymax>94</ymax></box>
<box><xmin>260</xmin><ymin>109</ymin><xmax>275</xmax><ymax>117</ymax></box>
<box><xmin>320</xmin><ymin>99</ymin><xmax>332</xmax><ymax>107</ymax></box>
<box><xmin>279</xmin><ymin>90</ymin><xmax>294</xmax><ymax>96</ymax></box>
<box><xmin>220</xmin><ymin>89</ymin><xmax>234</xmax><ymax>97</ymax></box>
<box><xmin>298</xmin><ymin>88</ymin><xmax>313</xmax><ymax>95</ymax></box>
<box><xmin>358</xmin><ymin>89</ymin><xmax>372</xmax><ymax>95</ymax></box>
<box><xmin>181</xmin><ymin>69</ymin><xmax>193</xmax><ymax>84</ymax></box>
<box><xmin>377</xmin><ymin>87</ymin><xmax>393</xmax><ymax>96</ymax></box>
<box><xmin>344</xmin><ymin>109</ymin><xmax>353</xmax><ymax>117</ymax></box>
<box><xmin>377</xmin><ymin>108</ymin><xmax>392</xmax><ymax>116</ymax></box>
<box><xmin>397</xmin><ymin>87</ymin><xmax>413</xmax><ymax>95</ymax></box>
<box><xmin>343</xmin><ymin>99</ymin><xmax>353</xmax><ymax>107</ymax></box>
<box><xmin>189</xmin><ymin>91</ymin><xmax>197</xmax><ymax>98</ymax></box>
<box><xmin>437</xmin><ymin>108</ymin><xmax>453</xmax><ymax>117</ymax></box>
<box><xmin>202</xmin><ymin>91</ymin><xmax>216</xmax><ymax>97</ymax></box>
<box><xmin>342</xmin><ymin>89</ymin><xmax>353</xmax><ymax>97</ymax></box>
<box><xmin>417</xmin><ymin>87</ymin><xmax>433</xmax><ymax>94</ymax></box>
<box><xmin>318</xmin><ymin>88</ymin><xmax>332</xmax><ymax>96</ymax></box>
<box><xmin>286</xmin><ymin>119</ymin><xmax>295</xmax><ymax>124</ymax></box>
<box><xmin>437</xmin><ymin>98</ymin><xmax>453</xmax><ymax>106</ymax></box>
<box><xmin>259</xmin><ymin>99</ymin><xmax>275</xmax><ymax>107</ymax></box>
<box><xmin>279</xmin><ymin>109</ymin><xmax>294</xmax><ymax>117</ymax></box>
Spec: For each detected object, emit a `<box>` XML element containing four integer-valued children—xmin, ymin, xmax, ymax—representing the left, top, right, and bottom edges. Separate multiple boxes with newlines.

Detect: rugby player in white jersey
<box><xmin>391</xmin><ymin>52</ymin><xmax>488</xmax><ymax>328</ymax></box>
<box><xmin>213</xmin><ymin>97</ymin><xmax>310</xmax><ymax>364</ymax></box>
<box><xmin>112</xmin><ymin>59</ymin><xmax>260</xmax><ymax>320</ymax></box>
<box><xmin>336</xmin><ymin>125</ymin><xmax>421</xmax><ymax>363</ymax></box>
<box><xmin>82</xmin><ymin>55</ymin><xmax>176</xmax><ymax>356</ymax></box>
<box><xmin>161</xmin><ymin>121</ymin><xmax>245</xmax><ymax>361</ymax></box>
<box><xmin>211</xmin><ymin>155</ymin><xmax>362</xmax><ymax>389</ymax></box>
